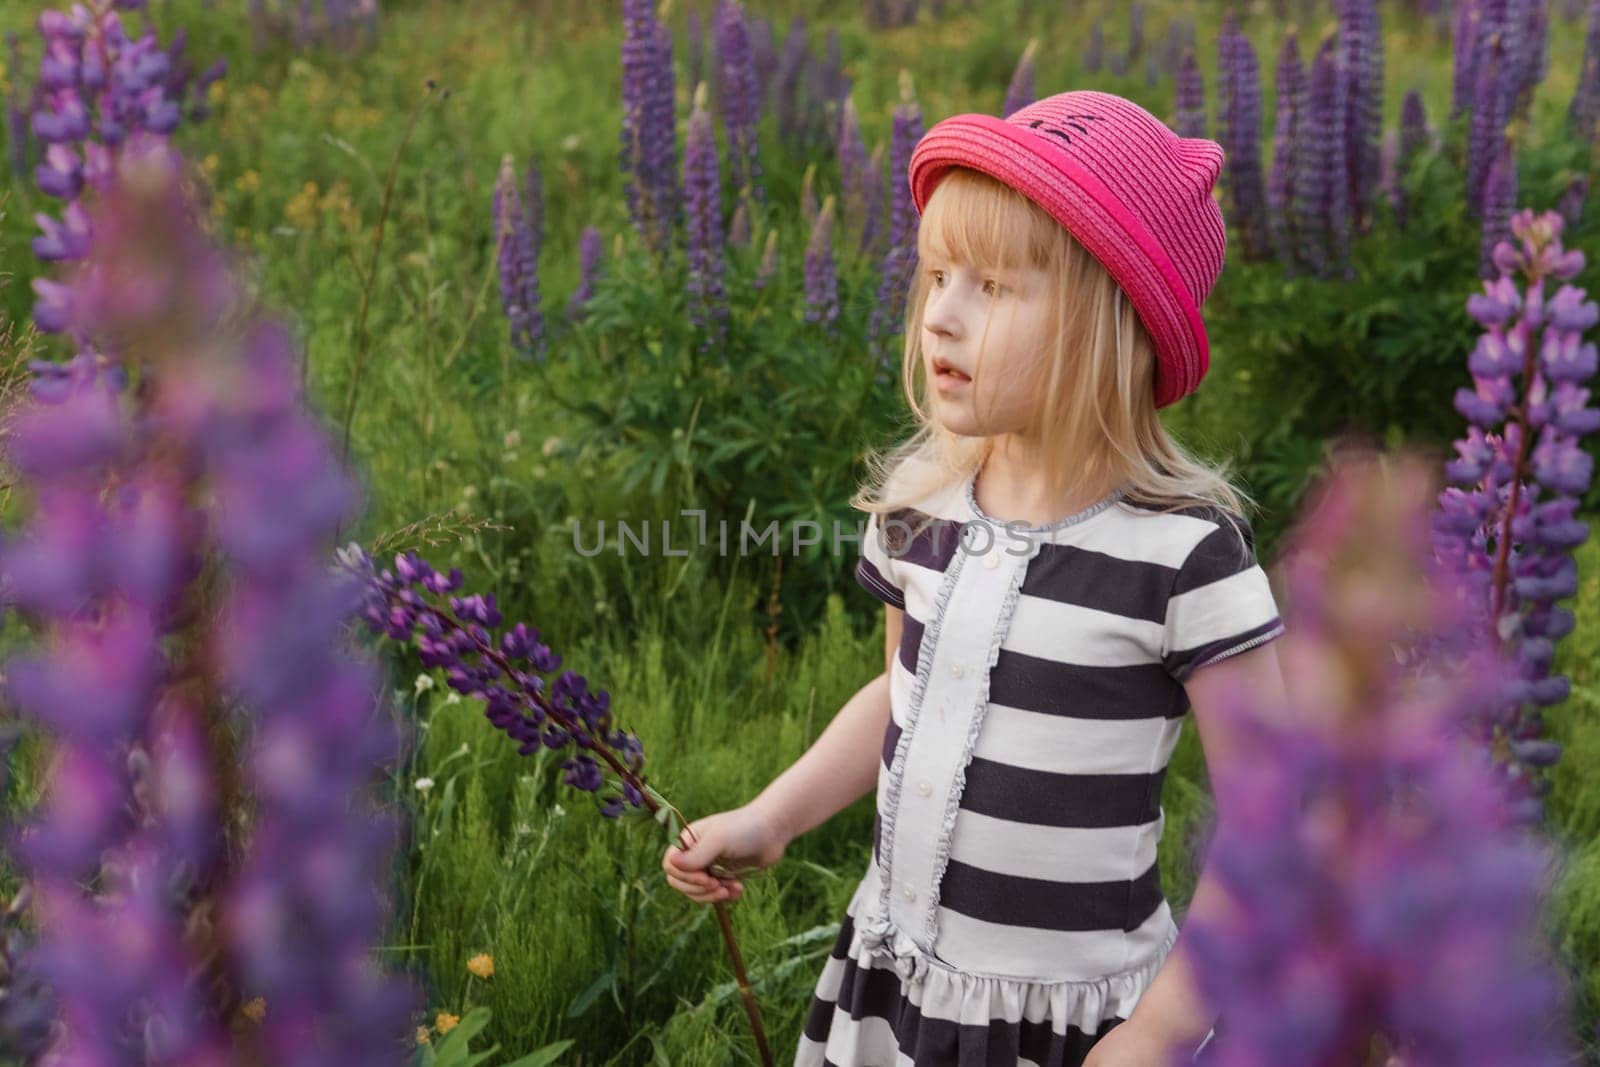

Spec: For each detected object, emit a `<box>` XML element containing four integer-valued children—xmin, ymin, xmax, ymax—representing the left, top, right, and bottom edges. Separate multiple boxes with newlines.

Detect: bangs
<box><xmin>917</xmin><ymin>167</ymin><xmax>1062</xmax><ymax>274</ymax></box>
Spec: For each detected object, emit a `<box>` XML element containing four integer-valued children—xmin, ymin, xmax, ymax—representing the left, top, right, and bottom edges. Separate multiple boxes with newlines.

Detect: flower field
<box><xmin>0</xmin><ymin>0</ymin><xmax>1596</xmax><ymax>1063</ymax></box>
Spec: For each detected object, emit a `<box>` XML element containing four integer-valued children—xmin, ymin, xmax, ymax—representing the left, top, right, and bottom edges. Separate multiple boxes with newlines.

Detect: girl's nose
<box><xmin>924</xmin><ymin>292</ymin><xmax>962</xmax><ymax>340</ymax></box>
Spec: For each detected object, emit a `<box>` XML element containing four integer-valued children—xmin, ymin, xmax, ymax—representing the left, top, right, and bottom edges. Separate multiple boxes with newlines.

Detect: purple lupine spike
<box><xmin>1002</xmin><ymin>39</ymin><xmax>1037</xmax><ymax>118</ymax></box>
<box><xmin>1294</xmin><ymin>33</ymin><xmax>1351</xmax><ymax>280</ymax></box>
<box><xmin>1436</xmin><ymin>210</ymin><xmax>1596</xmax><ymax>814</ymax></box>
<box><xmin>1218</xmin><ymin>15</ymin><xmax>1269</xmax><ymax>260</ymax></box>
<box><xmin>1337</xmin><ymin>0</ymin><xmax>1384</xmax><ymax>234</ymax></box>
<box><xmin>522</xmin><ymin>152</ymin><xmax>544</xmax><ymax>269</ymax></box>
<box><xmin>1452</xmin><ymin>0</ymin><xmax>1481</xmax><ymax>119</ymax></box>
<box><xmin>771</xmin><ymin>16</ymin><xmax>809</xmax><ymax>155</ymax></box>
<box><xmin>1399</xmin><ymin>87</ymin><xmax>1430</xmax><ymax>163</ymax></box>
<box><xmin>1569</xmin><ymin>0</ymin><xmax>1600</xmax><ymax>142</ymax></box>
<box><xmin>1479</xmin><ymin>139</ymin><xmax>1517</xmax><ymax>279</ymax></box>
<box><xmin>1559</xmin><ymin>174</ymin><xmax>1589</xmax><ymax>227</ymax></box>
<box><xmin>353</xmin><ymin>550</ymin><xmax>649</xmax><ymax>816</ymax></box>
<box><xmin>1512</xmin><ymin>0</ymin><xmax>1550</xmax><ymax>121</ymax></box>
<box><xmin>1174</xmin><ymin>47</ymin><xmax>1205</xmax><ymax>138</ymax></box>
<box><xmin>492</xmin><ymin>154</ymin><xmax>545</xmax><ymax>362</ymax></box>
<box><xmin>1467</xmin><ymin>32</ymin><xmax>1510</xmax><ymax>218</ymax></box>
<box><xmin>804</xmin><ymin>195</ymin><xmax>839</xmax><ymax>331</ymax></box>
<box><xmin>1145</xmin><ymin>41</ymin><xmax>1161</xmax><ymax>88</ymax></box>
<box><xmin>1267</xmin><ymin>30</ymin><xmax>1306</xmax><ymax>271</ymax></box>
<box><xmin>753</xmin><ymin>229</ymin><xmax>778</xmax><ymax>291</ymax></box>
<box><xmin>685</xmin><ymin>10</ymin><xmax>705</xmax><ymax>96</ymax></box>
<box><xmin>6</xmin><ymin>31</ymin><xmax>31</xmax><ymax>181</ymax></box>
<box><xmin>1392</xmin><ymin>88</ymin><xmax>1430</xmax><ymax>229</ymax></box>
<box><xmin>8</xmin><ymin>143</ymin><xmax>419</xmax><ymax>1066</ymax></box>
<box><xmin>837</xmin><ymin>94</ymin><xmax>871</xmax><ymax>253</ymax></box>
<box><xmin>748</xmin><ymin>13</ymin><xmax>776</xmax><ymax>107</ymax></box>
<box><xmin>683</xmin><ymin>82</ymin><xmax>728</xmax><ymax>360</ymax></box>
<box><xmin>1189</xmin><ymin>459</ymin><xmax>1574</xmax><ymax>1065</ymax></box>
<box><xmin>1083</xmin><ymin>20</ymin><xmax>1104</xmax><ymax>73</ymax></box>
<box><xmin>868</xmin><ymin>71</ymin><xmax>923</xmax><ymax>366</ymax></box>
<box><xmin>567</xmin><ymin>225</ymin><xmax>604</xmax><ymax>323</ymax></box>
<box><xmin>1127</xmin><ymin>2</ymin><xmax>1145</xmax><ymax>63</ymax></box>
<box><xmin>714</xmin><ymin>0</ymin><xmax>763</xmax><ymax>205</ymax></box>
<box><xmin>860</xmin><ymin>140</ymin><xmax>888</xmax><ymax>260</ymax></box>
<box><xmin>620</xmin><ymin>0</ymin><xmax>677</xmax><ymax>258</ymax></box>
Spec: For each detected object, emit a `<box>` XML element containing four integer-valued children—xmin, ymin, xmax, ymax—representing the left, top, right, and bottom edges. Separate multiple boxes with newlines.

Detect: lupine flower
<box><xmin>1337</xmin><ymin>0</ymin><xmax>1383</xmax><ymax>234</ymax></box>
<box><xmin>1511</xmin><ymin>0</ymin><xmax>1550</xmax><ymax>121</ymax></box>
<box><xmin>27</xmin><ymin>0</ymin><xmax>224</xmax><ymax>331</ymax></box>
<box><xmin>1127</xmin><ymin>2</ymin><xmax>1145</xmax><ymax>64</ymax></box>
<box><xmin>1183</xmin><ymin>451</ymin><xmax>1573</xmax><ymax>1067</ymax></box>
<box><xmin>837</xmin><ymin>94</ymin><xmax>872</xmax><ymax>252</ymax></box>
<box><xmin>620</xmin><ymin>0</ymin><xmax>678</xmax><ymax>258</ymax></box>
<box><xmin>683</xmin><ymin>82</ymin><xmax>728</xmax><ymax>359</ymax></box>
<box><xmin>861</xmin><ymin>141</ymin><xmax>887</xmax><ymax>260</ymax></box>
<box><xmin>728</xmin><ymin>193</ymin><xmax>752</xmax><ymax>248</ymax></box>
<box><xmin>770</xmin><ymin>16</ymin><xmax>809</xmax><ymax>151</ymax></box>
<box><xmin>753</xmin><ymin>229</ymin><xmax>778</xmax><ymax>291</ymax></box>
<box><xmin>1559</xmin><ymin>173</ymin><xmax>1589</xmax><ymax>227</ymax></box>
<box><xmin>685</xmin><ymin>10</ymin><xmax>705</xmax><ymax>98</ymax></box>
<box><xmin>6</xmin><ymin>31</ymin><xmax>32</xmax><ymax>181</ymax></box>
<box><xmin>1267</xmin><ymin>30</ymin><xmax>1306</xmax><ymax>271</ymax></box>
<box><xmin>714</xmin><ymin>0</ymin><xmax>763</xmax><ymax>206</ymax></box>
<box><xmin>804</xmin><ymin>194</ymin><xmax>839</xmax><ymax>331</ymax></box>
<box><xmin>567</xmin><ymin>225</ymin><xmax>603</xmax><ymax>323</ymax></box>
<box><xmin>1452</xmin><ymin>0</ymin><xmax>1482</xmax><ymax>119</ymax></box>
<box><xmin>349</xmin><ymin>548</ymin><xmax>646</xmax><ymax>817</ymax></box>
<box><xmin>1145</xmin><ymin>43</ymin><xmax>1161</xmax><ymax>88</ymax></box>
<box><xmin>1478</xmin><ymin>138</ymin><xmax>1517</xmax><ymax>279</ymax></box>
<box><xmin>8</xmin><ymin>142</ymin><xmax>417</xmax><ymax>1065</ymax></box>
<box><xmin>1569</xmin><ymin>0</ymin><xmax>1600</xmax><ymax>142</ymax></box>
<box><xmin>1174</xmin><ymin>47</ymin><xmax>1205</xmax><ymax>138</ymax></box>
<box><xmin>1218</xmin><ymin>15</ymin><xmax>1268</xmax><ymax>260</ymax></box>
<box><xmin>1163</xmin><ymin>17</ymin><xmax>1195</xmax><ymax>81</ymax></box>
<box><xmin>492</xmin><ymin>154</ymin><xmax>545</xmax><ymax>362</ymax></box>
<box><xmin>1467</xmin><ymin>33</ymin><xmax>1511</xmax><ymax>219</ymax></box>
<box><xmin>1002</xmin><ymin>39</ymin><xmax>1037</xmax><ymax>119</ymax></box>
<box><xmin>1293</xmin><ymin>34</ymin><xmax>1352</xmax><ymax>280</ymax></box>
<box><xmin>868</xmin><ymin>70</ymin><xmax>923</xmax><ymax>370</ymax></box>
<box><xmin>1434</xmin><ymin>209</ymin><xmax>1595</xmax><ymax>821</ymax></box>
<box><xmin>1083</xmin><ymin>21</ymin><xmax>1104</xmax><ymax>73</ymax></box>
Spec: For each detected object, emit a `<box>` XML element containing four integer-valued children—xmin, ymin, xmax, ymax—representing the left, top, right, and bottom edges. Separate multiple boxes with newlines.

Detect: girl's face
<box><xmin>920</xmin><ymin>256</ymin><xmax>1055</xmax><ymax>440</ymax></box>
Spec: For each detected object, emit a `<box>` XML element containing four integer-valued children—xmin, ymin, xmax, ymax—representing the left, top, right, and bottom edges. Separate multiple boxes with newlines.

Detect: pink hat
<box><xmin>907</xmin><ymin>89</ymin><xmax>1227</xmax><ymax>409</ymax></box>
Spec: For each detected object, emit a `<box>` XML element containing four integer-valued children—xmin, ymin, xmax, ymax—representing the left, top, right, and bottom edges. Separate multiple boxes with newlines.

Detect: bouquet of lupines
<box><xmin>347</xmin><ymin>549</ymin><xmax>779</xmax><ymax>1067</ymax></box>
<box><xmin>1183</xmin><ymin>452</ymin><xmax>1573</xmax><ymax>1066</ymax></box>
<box><xmin>4</xmin><ymin>140</ymin><xmax>418</xmax><ymax>1063</ymax></box>
<box><xmin>1433</xmin><ymin>208</ymin><xmax>1597</xmax><ymax>821</ymax></box>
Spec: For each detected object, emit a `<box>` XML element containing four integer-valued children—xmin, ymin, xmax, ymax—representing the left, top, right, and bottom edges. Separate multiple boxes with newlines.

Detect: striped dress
<box><xmin>796</xmin><ymin>469</ymin><xmax>1285</xmax><ymax>1067</ymax></box>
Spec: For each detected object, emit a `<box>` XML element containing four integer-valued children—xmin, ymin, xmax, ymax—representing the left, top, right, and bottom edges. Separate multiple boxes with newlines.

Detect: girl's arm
<box><xmin>746</xmin><ymin>605</ymin><xmax>903</xmax><ymax>843</ymax></box>
<box><xmin>1089</xmin><ymin>639</ymin><xmax>1290</xmax><ymax>1063</ymax></box>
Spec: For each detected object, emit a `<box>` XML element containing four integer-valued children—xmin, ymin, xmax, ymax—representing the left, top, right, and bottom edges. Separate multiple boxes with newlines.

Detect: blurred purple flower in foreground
<box><xmin>4</xmin><ymin>140</ymin><xmax>416</xmax><ymax>1064</ymax></box>
<box><xmin>1183</xmin><ymin>451</ymin><xmax>1573</xmax><ymax>1067</ymax></box>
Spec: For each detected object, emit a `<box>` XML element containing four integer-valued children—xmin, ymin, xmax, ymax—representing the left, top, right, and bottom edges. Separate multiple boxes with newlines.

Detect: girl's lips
<box><xmin>935</xmin><ymin>365</ymin><xmax>971</xmax><ymax>390</ymax></box>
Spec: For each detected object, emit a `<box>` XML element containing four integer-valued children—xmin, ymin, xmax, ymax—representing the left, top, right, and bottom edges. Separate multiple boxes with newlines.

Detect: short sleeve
<box><xmin>1162</xmin><ymin>512</ymin><xmax>1284</xmax><ymax>682</ymax></box>
<box><xmin>854</xmin><ymin>511</ymin><xmax>906</xmax><ymax>610</ymax></box>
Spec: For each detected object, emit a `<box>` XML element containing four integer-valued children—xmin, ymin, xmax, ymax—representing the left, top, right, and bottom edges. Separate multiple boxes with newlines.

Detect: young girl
<box><xmin>662</xmin><ymin>90</ymin><xmax>1288</xmax><ymax>1066</ymax></box>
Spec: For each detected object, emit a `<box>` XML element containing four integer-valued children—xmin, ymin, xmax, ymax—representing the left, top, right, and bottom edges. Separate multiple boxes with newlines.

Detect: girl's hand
<box><xmin>660</xmin><ymin>803</ymin><xmax>790</xmax><ymax>905</ymax></box>
<box><xmin>1083</xmin><ymin>1018</ymin><xmax>1177</xmax><ymax>1067</ymax></box>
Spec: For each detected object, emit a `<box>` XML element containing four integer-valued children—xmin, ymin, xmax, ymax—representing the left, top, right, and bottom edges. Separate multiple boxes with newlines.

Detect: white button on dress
<box><xmin>916</xmin><ymin>780</ymin><xmax>932</xmax><ymax>796</ymax></box>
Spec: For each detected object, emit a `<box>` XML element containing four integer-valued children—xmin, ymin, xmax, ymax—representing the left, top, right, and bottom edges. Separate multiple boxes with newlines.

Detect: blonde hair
<box><xmin>852</xmin><ymin>166</ymin><xmax>1254</xmax><ymax>538</ymax></box>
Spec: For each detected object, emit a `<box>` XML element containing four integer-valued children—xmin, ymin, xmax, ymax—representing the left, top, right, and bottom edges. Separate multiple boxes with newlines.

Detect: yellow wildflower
<box><xmin>435</xmin><ymin>1011</ymin><xmax>460</xmax><ymax>1034</ymax></box>
<box><xmin>235</xmin><ymin>169</ymin><xmax>261</xmax><ymax>193</ymax></box>
<box><xmin>466</xmin><ymin>953</ymin><xmax>495</xmax><ymax>979</ymax></box>
<box><xmin>201</xmin><ymin>153</ymin><xmax>219</xmax><ymax>178</ymax></box>
<box><xmin>415</xmin><ymin>1025</ymin><xmax>432</xmax><ymax>1046</ymax></box>
<box><xmin>207</xmin><ymin>80</ymin><xmax>226</xmax><ymax>106</ymax></box>
<box><xmin>285</xmin><ymin>181</ymin><xmax>320</xmax><ymax>230</ymax></box>
<box><xmin>241</xmin><ymin>996</ymin><xmax>267</xmax><ymax>1024</ymax></box>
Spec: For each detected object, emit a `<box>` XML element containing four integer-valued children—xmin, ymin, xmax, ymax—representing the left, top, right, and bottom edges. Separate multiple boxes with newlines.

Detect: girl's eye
<box><xmin>983</xmin><ymin>279</ymin><xmax>1000</xmax><ymax>296</ymax></box>
<box><xmin>931</xmin><ymin>269</ymin><xmax>946</xmax><ymax>287</ymax></box>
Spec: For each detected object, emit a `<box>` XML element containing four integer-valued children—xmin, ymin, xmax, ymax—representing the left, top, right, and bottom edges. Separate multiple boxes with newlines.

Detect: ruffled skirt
<box><xmin>795</xmin><ymin>862</ymin><xmax>1179</xmax><ymax>1067</ymax></box>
